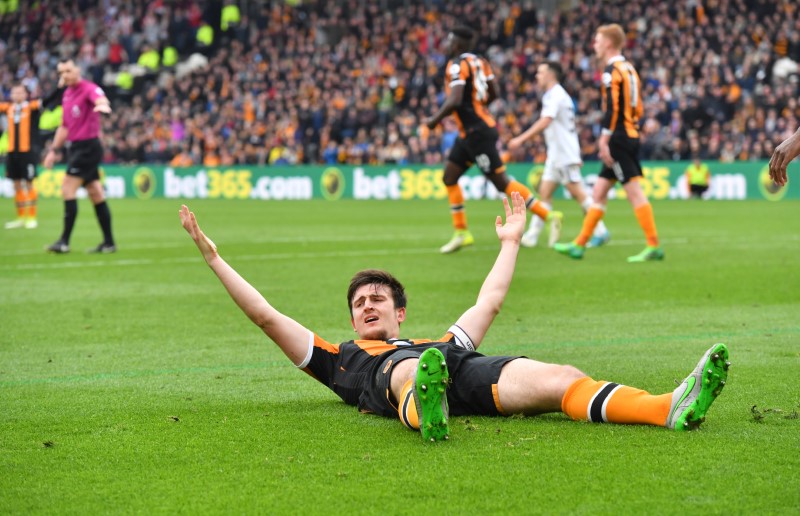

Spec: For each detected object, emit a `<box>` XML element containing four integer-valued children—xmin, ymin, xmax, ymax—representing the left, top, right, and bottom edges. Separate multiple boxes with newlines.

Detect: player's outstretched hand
<box><xmin>495</xmin><ymin>192</ymin><xmax>526</xmax><ymax>245</ymax></box>
<box><xmin>93</xmin><ymin>103</ymin><xmax>112</xmax><ymax>114</ymax></box>
<box><xmin>769</xmin><ymin>129</ymin><xmax>800</xmax><ymax>187</ymax></box>
<box><xmin>508</xmin><ymin>136</ymin><xmax>524</xmax><ymax>151</ymax></box>
<box><xmin>180</xmin><ymin>205</ymin><xmax>218</xmax><ymax>263</ymax></box>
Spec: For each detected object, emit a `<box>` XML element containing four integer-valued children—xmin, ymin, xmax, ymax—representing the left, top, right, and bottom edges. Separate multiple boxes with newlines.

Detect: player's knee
<box><xmin>488</xmin><ymin>173</ymin><xmax>509</xmax><ymax>191</ymax></box>
<box><xmin>558</xmin><ymin>364</ymin><xmax>587</xmax><ymax>385</ymax></box>
<box><xmin>442</xmin><ymin>170</ymin><xmax>460</xmax><ymax>186</ymax></box>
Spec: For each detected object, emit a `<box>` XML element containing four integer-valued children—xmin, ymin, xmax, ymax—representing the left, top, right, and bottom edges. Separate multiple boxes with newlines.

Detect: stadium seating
<box><xmin>0</xmin><ymin>0</ymin><xmax>797</xmax><ymax>166</ymax></box>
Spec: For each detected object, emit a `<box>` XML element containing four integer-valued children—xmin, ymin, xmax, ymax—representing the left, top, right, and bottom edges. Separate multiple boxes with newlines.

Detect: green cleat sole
<box><xmin>415</xmin><ymin>348</ymin><xmax>450</xmax><ymax>442</ymax></box>
<box><xmin>670</xmin><ymin>343</ymin><xmax>729</xmax><ymax>431</ymax></box>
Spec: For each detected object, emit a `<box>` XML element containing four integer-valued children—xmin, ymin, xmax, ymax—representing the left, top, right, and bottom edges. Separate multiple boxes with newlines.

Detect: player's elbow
<box><xmin>480</xmin><ymin>296</ymin><xmax>504</xmax><ymax>318</ymax></box>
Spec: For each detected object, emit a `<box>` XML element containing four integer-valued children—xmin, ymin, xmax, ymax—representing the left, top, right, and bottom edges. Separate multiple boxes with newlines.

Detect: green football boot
<box><xmin>440</xmin><ymin>229</ymin><xmax>474</xmax><ymax>254</ymax></box>
<box><xmin>627</xmin><ymin>246</ymin><xmax>665</xmax><ymax>262</ymax></box>
<box><xmin>415</xmin><ymin>348</ymin><xmax>450</xmax><ymax>442</ymax></box>
<box><xmin>666</xmin><ymin>343</ymin><xmax>729</xmax><ymax>431</ymax></box>
<box><xmin>553</xmin><ymin>241</ymin><xmax>585</xmax><ymax>260</ymax></box>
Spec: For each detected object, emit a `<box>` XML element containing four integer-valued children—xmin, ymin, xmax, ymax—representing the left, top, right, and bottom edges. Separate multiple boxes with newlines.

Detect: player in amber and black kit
<box><xmin>554</xmin><ymin>23</ymin><xmax>664</xmax><ymax>262</ymax></box>
<box><xmin>423</xmin><ymin>26</ymin><xmax>562</xmax><ymax>254</ymax></box>
<box><xmin>180</xmin><ymin>193</ymin><xmax>730</xmax><ymax>442</ymax></box>
<box><xmin>2</xmin><ymin>84</ymin><xmax>43</xmax><ymax>229</ymax></box>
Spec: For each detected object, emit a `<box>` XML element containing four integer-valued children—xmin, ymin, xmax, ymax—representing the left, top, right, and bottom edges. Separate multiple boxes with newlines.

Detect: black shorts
<box><xmin>66</xmin><ymin>138</ymin><xmax>103</xmax><ymax>184</ymax></box>
<box><xmin>363</xmin><ymin>343</ymin><xmax>522</xmax><ymax>418</ymax></box>
<box><xmin>690</xmin><ymin>184</ymin><xmax>708</xmax><ymax>196</ymax></box>
<box><xmin>598</xmin><ymin>137</ymin><xmax>642</xmax><ymax>184</ymax></box>
<box><xmin>447</xmin><ymin>126</ymin><xmax>505</xmax><ymax>175</ymax></box>
<box><xmin>5</xmin><ymin>151</ymin><xmax>38</xmax><ymax>181</ymax></box>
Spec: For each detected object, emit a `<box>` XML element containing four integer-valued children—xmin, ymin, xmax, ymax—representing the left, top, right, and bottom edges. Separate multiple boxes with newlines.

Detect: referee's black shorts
<box><xmin>66</xmin><ymin>138</ymin><xmax>103</xmax><ymax>184</ymax></box>
<box><xmin>599</xmin><ymin>137</ymin><xmax>642</xmax><ymax>184</ymax></box>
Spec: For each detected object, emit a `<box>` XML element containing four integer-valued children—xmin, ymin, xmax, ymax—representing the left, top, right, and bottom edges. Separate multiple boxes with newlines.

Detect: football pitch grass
<box><xmin>1</xmin><ymin>197</ymin><xmax>798</xmax><ymax>514</ymax></box>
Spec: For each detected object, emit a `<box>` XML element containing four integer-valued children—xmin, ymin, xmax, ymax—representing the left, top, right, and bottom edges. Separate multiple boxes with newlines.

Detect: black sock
<box><xmin>94</xmin><ymin>201</ymin><xmax>115</xmax><ymax>245</ymax></box>
<box><xmin>60</xmin><ymin>199</ymin><xmax>78</xmax><ymax>244</ymax></box>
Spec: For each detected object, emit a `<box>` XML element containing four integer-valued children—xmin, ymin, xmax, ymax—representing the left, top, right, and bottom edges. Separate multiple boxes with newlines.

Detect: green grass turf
<box><xmin>1</xmin><ymin>197</ymin><xmax>798</xmax><ymax>514</ymax></box>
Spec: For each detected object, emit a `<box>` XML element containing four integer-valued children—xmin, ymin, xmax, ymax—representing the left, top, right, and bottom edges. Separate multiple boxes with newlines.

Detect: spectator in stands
<box><xmin>0</xmin><ymin>0</ymin><xmax>798</xmax><ymax>167</ymax></box>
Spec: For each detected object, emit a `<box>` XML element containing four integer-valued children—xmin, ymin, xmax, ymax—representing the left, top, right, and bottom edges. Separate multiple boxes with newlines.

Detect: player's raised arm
<box><xmin>180</xmin><ymin>205</ymin><xmax>312</xmax><ymax>365</ymax></box>
<box><xmin>769</xmin><ymin>127</ymin><xmax>800</xmax><ymax>187</ymax></box>
<box><xmin>450</xmin><ymin>192</ymin><xmax>526</xmax><ymax>349</ymax></box>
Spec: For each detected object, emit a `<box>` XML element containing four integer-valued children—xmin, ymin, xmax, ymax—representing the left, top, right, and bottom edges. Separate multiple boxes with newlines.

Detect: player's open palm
<box><xmin>495</xmin><ymin>192</ymin><xmax>526</xmax><ymax>244</ymax></box>
<box><xmin>769</xmin><ymin>131</ymin><xmax>800</xmax><ymax>187</ymax></box>
<box><xmin>180</xmin><ymin>205</ymin><xmax>218</xmax><ymax>262</ymax></box>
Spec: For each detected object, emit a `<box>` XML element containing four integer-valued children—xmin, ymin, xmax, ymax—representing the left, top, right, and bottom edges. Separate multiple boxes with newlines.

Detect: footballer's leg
<box><xmin>395</xmin><ymin>349</ymin><xmax>450</xmax><ymax>442</ymax></box>
<box><xmin>623</xmin><ymin>175</ymin><xmax>663</xmax><ymax>262</ymax></box>
<box><xmin>554</xmin><ymin>177</ymin><xmax>614</xmax><ymax>259</ymax></box>
<box><xmin>561</xmin><ymin>344</ymin><xmax>729</xmax><ymax>430</ymax></box>
<box><xmin>521</xmin><ymin>179</ymin><xmax>556</xmax><ymax>248</ymax></box>
<box><xmin>440</xmin><ymin>158</ymin><xmax>474</xmax><ymax>254</ymax></box>
<box><xmin>564</xmin><ymin>181</ymin><xmax>610</xmax><ymax>248</ymax></box>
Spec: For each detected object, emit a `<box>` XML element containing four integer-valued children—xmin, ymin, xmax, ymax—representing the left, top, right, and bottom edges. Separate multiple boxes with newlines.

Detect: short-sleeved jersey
<box><xmin>445</xmin><ymin>53</ymin><xmax>496</xmax><ymax>137</ymax></box>
<box><xmin>540</xmin><ymin>83</ymin><xmax>581</xmax><ymax>167</ymax></box>
<box><xmin>600</xmin><ymin>55</ymin><xmax>643</xmax><ymax>141</ymax></box>
<box><xmin>62</xmin><ymin>80</ymin><xmax>106</xmax><ymax>141</ymax></box>
<box><xmin>0</xmin><ymin>100</ymin><xmax>41</xmax><ymax>152</ymax></box>
<box><xmin>299</xmin><ymin>325</ymin><xmax>474</xmax><ymax>412</ymax></box>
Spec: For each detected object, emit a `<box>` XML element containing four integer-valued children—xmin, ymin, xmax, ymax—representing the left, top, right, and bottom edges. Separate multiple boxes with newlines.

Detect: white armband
<box><xmin>448</xmin><ymin>324</ymin><xmax>475</xmax><ymax>351</ymax></box>
<box><xmin>295</xmin><ymin>331</ymin><xmax>314</xmax><ymax>368</ymax></box>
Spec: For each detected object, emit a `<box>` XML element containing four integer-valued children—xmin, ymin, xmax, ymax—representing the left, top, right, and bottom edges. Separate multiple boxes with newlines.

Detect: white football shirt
<box><xmin>540</xmin><ymin>83</ymin><xmax>582</xmax><ymax>167</ymax></box>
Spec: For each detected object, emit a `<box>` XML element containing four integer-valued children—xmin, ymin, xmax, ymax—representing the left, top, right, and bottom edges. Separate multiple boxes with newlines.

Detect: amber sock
<box><xmin>446</xmin><ymin>184</ymin><xmax>467</xmax><ymax>230</ymax></box>
<box><xmin>634</xmin><ymin>203</ymin><xmax>659</xmax><ymax>247</ymax></box>
<box><xmin>561</xmin><ymin>376</ymin><xmax>671</xmax><ymax>426</ymax></box>
<box><xmin>504</xmin><ymin>181</ymin><xmax>549</xmax><ymax>220</ymax></box>
<box><xmin>398</xmin><ymin>379</ymin><xmax>420</xmax><ymax>430</ymax></box>
<box><xmin>575</xmin><ymin>206</ymin><xmax>606</xmax><ymax>246</ymax></box>
<box><xmin>14</xmin><ymin>190</ymin><xmax>25</xmax><ymax>218</ymax></box>
<box><xmin>26</xmin><ymin>187</ymin><xmax>37</xmax><ymax>219</ymax></box>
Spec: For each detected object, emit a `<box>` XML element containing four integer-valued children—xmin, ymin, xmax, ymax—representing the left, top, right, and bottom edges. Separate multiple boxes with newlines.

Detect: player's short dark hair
<box><xmin>347</xmin><ymin>269</ymin><xmax>407</xmax><ymax>316</ymax></box>
<box><xmin>544</xmin><ymin>60</ymin><xmax>564</xmax><ymax>82</ymax></box>
<box><xmin>451</xmin><ymin>25</ymin><xmax>476</xmax><ymax>42</ymax></box>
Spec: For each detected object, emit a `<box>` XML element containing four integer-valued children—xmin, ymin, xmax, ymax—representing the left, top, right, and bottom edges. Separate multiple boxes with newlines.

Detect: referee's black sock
<box><xmin>60</xmin><ymin>199</ymin><xmax>78</xmax><ymax>244</ymax></box>
<box><xmin>94</xmin><ymin>201</ymin><xmax>115</xmax><ymax>245</ymax></box>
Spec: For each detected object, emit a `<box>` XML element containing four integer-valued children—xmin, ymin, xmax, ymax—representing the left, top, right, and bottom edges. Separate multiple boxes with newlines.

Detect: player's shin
<box><xmin>561</xmin><ymin>377</ymin><xmax>671</xmax><ymax>426</ymax></box>
<box><xmin>398</xmin><ymin>379</ymin><xmax>420</xmax><ymax>431</ymax></box>
<box><xmin>446</xmin><ymin>185</ymin><xmax>467</xmax><ymax>230</ymax></box>
<box><xmin>575</xmin><ymin>205</ymin><xmax>605</xmax><ymax>246</ymax></box>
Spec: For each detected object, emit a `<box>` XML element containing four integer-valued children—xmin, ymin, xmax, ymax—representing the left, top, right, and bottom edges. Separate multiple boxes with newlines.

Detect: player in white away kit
<box><xmin>509</xmin><ymin>61</ymin><xmax>609</xmax><ymax>248</ymax></box>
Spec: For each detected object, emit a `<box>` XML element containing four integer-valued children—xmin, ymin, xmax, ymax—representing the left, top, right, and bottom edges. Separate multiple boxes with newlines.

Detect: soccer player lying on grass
<box><xmin>179</xmin><ymin>193</ymin><xmax>729</xmax><ymax>442</ymax></box>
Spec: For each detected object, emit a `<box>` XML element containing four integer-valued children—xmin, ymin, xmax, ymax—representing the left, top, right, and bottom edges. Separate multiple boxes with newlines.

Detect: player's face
<box><xmin>535</xmin><ymin>64</ymin><xmax>551</xmax><ymax>89</ymax></box>
<box><xmin>593</xmin><ymin>33</ymin><xmax>608</xmax><ymax>60</ymax></box>
<box><xmin>57</xmin><ymin>61</ymin><xmax>80</xmax><ymax>86</ymax></box>
<box><xmin>10</xmin><ymin>86</ymin><xmax>26</xmax><ymax>103</ymax></box>
<box><xmin>350</xmin><ymin>283</ymin><xmax>405</xmax><ymax>340</ymax></box>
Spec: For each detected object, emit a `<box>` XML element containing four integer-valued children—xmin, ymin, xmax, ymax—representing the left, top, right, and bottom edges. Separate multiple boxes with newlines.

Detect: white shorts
<box><xmin>542</xmin><ymin>163</ymin><xmax>583</xmax><ymax>185</ymax></box>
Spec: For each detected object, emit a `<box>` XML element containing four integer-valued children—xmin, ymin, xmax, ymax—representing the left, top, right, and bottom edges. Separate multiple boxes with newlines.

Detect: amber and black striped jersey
<box><xmin>299</xmin><ymin>325</ymin><xmax>474</xmax><ymax>411</ymax></box>
<box><xmin>0</xmin><ymin>99</ymin><xmax>42</xmax><ymax>153</ymax></box>
<box><xmin>600</xmin><ymin>55</ymin><xmax>643</xmax><ymax>141</ymax></box>
<box><xmin>445</xmin><ymin>53</ymin><xmax>496</xmax><ymax>137</ymax></box>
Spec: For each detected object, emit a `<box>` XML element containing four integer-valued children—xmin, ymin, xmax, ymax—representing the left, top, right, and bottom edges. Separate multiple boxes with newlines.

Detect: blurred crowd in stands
<box><xmin>1</xmin><ymin>0</ymin><xmax>799</xmax><ymax>166</ymax></box>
